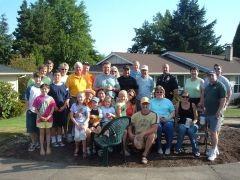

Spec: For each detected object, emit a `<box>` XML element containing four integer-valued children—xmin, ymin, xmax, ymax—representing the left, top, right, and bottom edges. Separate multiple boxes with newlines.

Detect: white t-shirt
<box><xmin>70</xmin><ymin>103</ymin><xmax>90</xmax><ymax>126</ymax></box>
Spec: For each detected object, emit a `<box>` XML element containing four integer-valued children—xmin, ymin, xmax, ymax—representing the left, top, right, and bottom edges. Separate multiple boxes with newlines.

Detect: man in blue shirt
<box><xmin>136</xmin><ymin>65</ymin><xmax>154</xmax><ymax>110</ymax></box>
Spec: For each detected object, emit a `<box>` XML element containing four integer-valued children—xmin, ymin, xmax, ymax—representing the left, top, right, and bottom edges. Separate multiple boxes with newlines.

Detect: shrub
<box><xmin>0</xmin><ymin>81</ymin><xmax>25</xmax><ymax>119</ymax></box>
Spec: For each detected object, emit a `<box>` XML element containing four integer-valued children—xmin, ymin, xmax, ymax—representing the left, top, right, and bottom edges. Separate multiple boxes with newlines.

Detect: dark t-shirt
<box><xmin>117</xmin><ymin>75</ymin><xmax>138</xmax><ymax>91</ymax></box>
<box><xmin>48</xmin><ymin>83</ymin><xmax>70</xmax><ymax>108</ymax></box>
<box><xmin>204</xmin><ymin>81</ymin><xmax>226</xmax><ymax>116</ymax></box>
<box><xmin>178</xmin><ymin>102</ymin><xmax>194</xmax><ymax>124</ymax></box>
<box><xmin>156</xmin><ymin>73</ymin><xmax>178</xmax><ymax>101</ymax></box>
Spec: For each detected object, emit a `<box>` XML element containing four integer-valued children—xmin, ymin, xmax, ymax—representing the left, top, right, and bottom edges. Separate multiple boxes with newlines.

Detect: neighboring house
<box><xmin>0</xmin><ymin>64</ymin><xmax>32</xmax><ymax>92</ymax></box>
<box><xmin>92</xmin><ymin>47</ymin><xmax>240</xmax><ymax>100</ymax></box>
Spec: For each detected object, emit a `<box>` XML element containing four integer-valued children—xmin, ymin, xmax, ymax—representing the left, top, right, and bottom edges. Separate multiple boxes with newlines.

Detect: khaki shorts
<box><xmin>37</xmin><ymin>121</ymin><xmax>53</xmax><ymax>129</ymax></box>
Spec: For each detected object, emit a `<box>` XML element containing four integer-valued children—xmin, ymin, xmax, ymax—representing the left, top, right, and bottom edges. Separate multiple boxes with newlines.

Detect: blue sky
<box><xmin>0</xmin><ymin>0</ymin><xmax>239</xmax><ymax>55</ymax></box>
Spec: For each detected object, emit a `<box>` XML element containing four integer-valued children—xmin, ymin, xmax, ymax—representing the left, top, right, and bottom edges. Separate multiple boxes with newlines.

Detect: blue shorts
<box><xmin>26</xmin><ymin>110</ymin><xmax>39</xmax><ymax>134</ymax></box>
<box><xmin>206</xmin><ymin>115</ymin><xmax>222</xmax><ymax>132</ymax></box>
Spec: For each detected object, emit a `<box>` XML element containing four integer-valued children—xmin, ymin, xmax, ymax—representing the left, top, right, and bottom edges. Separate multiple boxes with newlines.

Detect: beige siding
<box><xmin>0</xmin><ymin>76</ymin><xmax>18</xmax><ymax>92</ymax></box>
<box><xmin>107</xmin><ymin>56</ymin><xmax>128</xmax><ymax>64</ymax></box>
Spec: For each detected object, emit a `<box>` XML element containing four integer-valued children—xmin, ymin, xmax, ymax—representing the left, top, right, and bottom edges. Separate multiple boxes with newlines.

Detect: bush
<box><xmin>0</xmin><ymin>82</ymin><xmax>25</xmax><ymax>119</ymax></box>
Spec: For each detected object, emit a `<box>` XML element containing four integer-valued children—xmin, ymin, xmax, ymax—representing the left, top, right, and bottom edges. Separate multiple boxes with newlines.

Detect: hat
<box><xmin>85</xmin><ymin>89</ymin><xmax>96</xmax><ymax>96</ymax></box>
<box><xmin>141</xmin><ymin>65</ymin><xmax>148</xmax><ymax>71</ymax></box>
<box><xmin>83</xmin><ymin>61</ymin><xmax>90</xmax><ymax>66</ymax></box>
<box><xmin>207</xmin><ymin>70</ymin><xmax>216</xmax><ymax>75</ymax></box>
<box><xmin>123</xmin><ymin>65</ymin><xmax>130</xmax><ymax>70</ymax></box>
<box><xmin>91</xmin><ymin>97</ymin><xmax>99</xmax><ymax>103</ymax></box>
<box><xmin>140</xmin><ymin>97</ymin><xmax>150</xmax><ymax>104</ymax></box>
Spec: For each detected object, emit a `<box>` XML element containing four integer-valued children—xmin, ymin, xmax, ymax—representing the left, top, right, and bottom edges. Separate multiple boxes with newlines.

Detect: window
<box><xmin>234</xmin><ymin>76</ymin><xmax>240</xmax><ymax>93</ymax></box>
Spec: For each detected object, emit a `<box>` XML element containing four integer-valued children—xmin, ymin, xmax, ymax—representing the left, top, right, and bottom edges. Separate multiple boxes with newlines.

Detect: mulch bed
<box><xmin>0</xmin><ymin>125</ymin><xmax>240</xmax><ymax>167</ymax></box>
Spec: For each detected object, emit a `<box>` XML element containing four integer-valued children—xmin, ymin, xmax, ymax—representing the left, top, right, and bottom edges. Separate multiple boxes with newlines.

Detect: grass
<box><xmin>0</xmin><ymin>114</ymin><xmax>26</xmax><ymax>142</ymax></box>
<box><xmin>0</xmin><ymin>114</ymin><xmax>25</xmax><ymax>133</ymax></box>
<box><xmin>224</xmin><ymin>106</ymin><xmax>240</xmax><ymax>118</ymax></box>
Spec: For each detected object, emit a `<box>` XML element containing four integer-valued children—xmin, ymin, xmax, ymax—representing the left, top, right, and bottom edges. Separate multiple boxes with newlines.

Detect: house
<box><xmin>92</xmin><ymin>47</ymin><xmax>240</xmax><ymax>100</ymax></box>
<box><xmin>0</xmin><ymin>64</ymin><xmax>32</xmax><ymax>92</ymax></box>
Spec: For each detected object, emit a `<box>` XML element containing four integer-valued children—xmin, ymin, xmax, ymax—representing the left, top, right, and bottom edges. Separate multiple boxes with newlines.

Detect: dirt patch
<box><xmin>0</xmin><ymin>125</ymin><xmax>240</xmax><ymax>167</ymax></box>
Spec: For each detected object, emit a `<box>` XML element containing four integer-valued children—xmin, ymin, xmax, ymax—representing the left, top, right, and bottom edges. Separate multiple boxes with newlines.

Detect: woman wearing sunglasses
<box><xmin>175</xmin><ymin>90</ymin><xmax>200</xmax><ymax>157</ymax></box>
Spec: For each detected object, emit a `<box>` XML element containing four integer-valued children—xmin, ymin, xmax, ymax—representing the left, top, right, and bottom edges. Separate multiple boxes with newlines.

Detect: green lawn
<box><xmin>0</xmin><ymin>114</ymin><xmax>25</xmax><ymax>133</ymax></box>
<box><xmin>224</xmin><ymin>107</ymin><xmax>240</xmax><ymax>118</ymax></box>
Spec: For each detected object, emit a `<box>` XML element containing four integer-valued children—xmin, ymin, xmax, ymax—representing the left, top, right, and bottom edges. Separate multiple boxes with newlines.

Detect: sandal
<box><xmin>141</xmin><ymin>156</ymin><xmax>148</xmax><ymax>164</ymax></box>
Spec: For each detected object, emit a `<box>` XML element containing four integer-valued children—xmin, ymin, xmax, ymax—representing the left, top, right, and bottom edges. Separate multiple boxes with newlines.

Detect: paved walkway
<box><xmin>1</xmin><ymin>157</ymin><xmax>240</xmax><ymax>180</ymax></box>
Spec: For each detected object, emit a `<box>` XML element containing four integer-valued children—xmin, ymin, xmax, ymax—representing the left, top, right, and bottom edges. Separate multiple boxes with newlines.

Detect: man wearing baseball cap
<box><xmin>136</xmin><ymin>65</ymin><xmax>154</xmax><ymax>111</ymax></box>
<box><xmin>203</xmin><ymin>70</ymin><xmax>226</xmax><ymax>161</ymax></box>
<box><xmin>117</xmin><ymin>65</ymin><xmax>138</xmax><ymax>92</ymax></box>
<box><xmin>128</xmin><ymin>97</ymin><xmax>158</xmax><ymax>164</ymax></box>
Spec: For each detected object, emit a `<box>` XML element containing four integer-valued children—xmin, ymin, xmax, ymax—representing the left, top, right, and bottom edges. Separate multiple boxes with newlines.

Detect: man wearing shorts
<box><xmin>204</xmin><ymin>70</ymin><xmax>226</xmax><ymax>161</ymax></box>
<box><xmin>128</xmin><ymin>97</ymin><xmax>158</xmax><ymax>164</ymax></box>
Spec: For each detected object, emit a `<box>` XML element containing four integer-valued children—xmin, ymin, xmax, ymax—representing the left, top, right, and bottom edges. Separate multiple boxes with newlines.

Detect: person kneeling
<box><xmin>128</xmin><ymin>97</ymin><xmax>158</xmax><ymax>164</ymax></box>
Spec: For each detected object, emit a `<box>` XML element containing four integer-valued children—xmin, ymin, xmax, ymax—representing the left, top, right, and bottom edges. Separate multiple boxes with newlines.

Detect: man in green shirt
<box><xmin>204</xmin><ymin>70</ymin><xmax>226</xmax><ymax>161</ymax></box>
<box><xmin>128</xmin><ymin>97</ymin><xmax>158</xmax><ymax>164</ymax></box>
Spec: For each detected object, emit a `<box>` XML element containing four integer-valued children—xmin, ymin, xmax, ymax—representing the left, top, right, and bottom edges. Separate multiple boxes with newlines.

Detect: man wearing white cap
<box><xmin>128</xmin><ymin>97</ymin><xmax>158</xmax><ymax>164</ymax></box>
<box><xmin>136</xmin><ymin>65</ymin><xmax>154</xmax><ymax>111</ymax></box>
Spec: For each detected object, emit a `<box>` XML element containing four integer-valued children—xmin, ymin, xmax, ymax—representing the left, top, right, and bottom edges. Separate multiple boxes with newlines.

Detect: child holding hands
<box><xmin>33</xmin><ymin>84</ymin><xmax>56</xmax><ymax>155</ymax></box>
<box><xmin>70</xmin><ymin>92</ymin><xmax>90</xmax><ymax>158</ymax></box>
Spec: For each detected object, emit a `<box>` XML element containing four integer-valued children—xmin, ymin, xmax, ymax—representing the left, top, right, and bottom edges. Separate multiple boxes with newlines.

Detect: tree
<box><xmin>166</xmin><ymin>0</ymin><xmax>222</xmax><ymax>54</ymax></box>
<box><xmin>128</xmin><ymin>11</ymin><xmax>171</xmax><ymax>54</ymax></box>
<box><xmin>13</xmin><ymin>0</ymin><xmax>100</xmax><ymax>68</ymax></box>
<box><xmin>12</xmin><ymin>0</ymin><xmax>34</xmax><ymax>57</ymax></box>
<box><xmin>0</xmin><ymin>14</ymin><xmax>12</xmax><ymax>64</ymax></box>
<box><xmin>129</xmin><ymin>0</ymin><xmax>223</xmax><ymax>55</ymax></box>
<box><xmin>233</xmin><ymin>22</ymin><xmax>240</xmax><ymax>58</ymax></box>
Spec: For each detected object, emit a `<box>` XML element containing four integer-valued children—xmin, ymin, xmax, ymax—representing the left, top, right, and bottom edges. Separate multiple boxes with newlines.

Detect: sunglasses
<box><xmin>61</xmin><ymin>69</ymin><xmax>68</xmax><ymax>70</ymax></box>
<box><xmin>214</xmin><ymin>67</ymin><xmax>221</xmax><ymax>70</ymax></box>
<box><xmin>156</xmin><ymin>91</ymin><xmax>164</xmax><ymax>94</ymax></box>
<box><xmin>182</xmin><ymin>96</ymin><xmax>189</xmax><ymax>98</ymax></box>
<box><xmin>128</xmin><ymin>93</ymin><xmax>134</xmax><ymax>97</ymax></box>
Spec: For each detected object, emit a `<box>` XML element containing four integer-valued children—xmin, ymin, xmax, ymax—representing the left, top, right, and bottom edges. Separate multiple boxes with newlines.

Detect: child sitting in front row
<box><xmin>115</xmin><ymin>90</ymin><xmax>128</xmax><ymax>117</ymax></box>
<box><xmin>70</xmin><ymin>92</ymin><xmax>90</xmax><ymax>158</ymax></box>
<box><xmin>100</xmin><ymin>96</ymin><xmax>116</xmax><ymax>127</ymax></box>
<box><xmin>33</xmin><ymin>84</ymin><xmax>56</xmax><ymax>155</ymax></box>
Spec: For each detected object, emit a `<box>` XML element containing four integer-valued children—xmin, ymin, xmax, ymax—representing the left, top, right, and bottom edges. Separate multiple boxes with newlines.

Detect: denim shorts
<box><xmin>206</xmin><ymin>115</ymin><xmax>222</xmax><ymax>132</ymax></box>
<box><xmin>26</xmin><ymin>110</ymin><xmax>39</xmax><ymax>133</ymax></box>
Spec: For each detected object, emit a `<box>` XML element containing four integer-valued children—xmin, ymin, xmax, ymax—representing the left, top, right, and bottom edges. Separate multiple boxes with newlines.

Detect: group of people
<box><xmin>25</xmin><ymin>59</ymin><xmax>231</xmax><ymax>164</ymax></box>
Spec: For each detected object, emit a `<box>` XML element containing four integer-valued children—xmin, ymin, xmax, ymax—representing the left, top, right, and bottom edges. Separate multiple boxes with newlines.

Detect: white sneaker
<box><xmin>208</xmin><ymin>151</ymin><xmax>217</xmax><ymax>161</ymax></box>
<box><xmin>158</xmin><ymin>148</ymin><xmax>163</xmax><ymax>154</ymax></box>
<box><xmin>165</xmin><ymin>148</ymin><xmax>171</xmax><ymax>155</ymax></box>
<box><xmin>216</xmin><ymin>147</ymin><xmax>220</xmax><ymax>155</ymax></box>
<box><xmin>206</xmin><ymin>148</ymin><xmax>219</xmax><ymax>157</ymax></box>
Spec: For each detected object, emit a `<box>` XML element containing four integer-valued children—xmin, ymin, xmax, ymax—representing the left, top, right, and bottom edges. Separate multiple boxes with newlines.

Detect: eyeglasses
<box><xmin>182</xmin><ymin>96</ymin><xmax>189</xmax><ymax>98</ymax></box>
<box><xmin>111</xmin><ymin>71</ymin><xmax>117</xmax><ymax>73</ymax></box>
<box><xmin>61</xmin><ymin>69</ymin><xmax>68</xmax><ymax>71</ymax></box>
<box><xmin>156</xmin><ymin>91</ymin><xmax>164</xmax><ymax>94</ymax></box>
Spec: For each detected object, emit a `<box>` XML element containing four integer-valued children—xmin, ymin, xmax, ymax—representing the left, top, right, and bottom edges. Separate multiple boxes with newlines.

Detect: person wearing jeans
<box><xmin>150</xmin><ymin>85</ymin><xmax>175</xmax><ymax>155</ymax></box>
<box><xmin>175</xmin><ymin>90</ymin><xmax>200</xmax><ymax>157</ymax></box>
<box><xmin>157</xmin><ymin>121</ymin><xmax>174</xmax><ymax>154</ymax></box>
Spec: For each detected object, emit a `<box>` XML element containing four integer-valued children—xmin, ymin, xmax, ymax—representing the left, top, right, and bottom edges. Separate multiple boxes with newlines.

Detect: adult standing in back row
<box><xmin>156</xmin><ymin>64</ymin><xmax>179</xmax><ymax>104</ymax></box>
<box><xmin>203</xmin><ymin>70</ymin><xmax>226</xmax><ymax>161</ymax></box>
<box><xmin>94</xmin><ymin>61</ymin><xmax>120</xmax><ymax>99</ymax></box>
<box><xmin>118</xmin><ymin>65</ymin><xmax>138</xmax><ymax>92</ymax></box>
<box><xmin>184</xmin><ymin>67</ymin><xmax>204</xmax><ymax>106</ymax></box>
<box><xmin>136</xmin><ymin>65</ymin><xmax>154</xmax><ymax>111</ymax></box>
